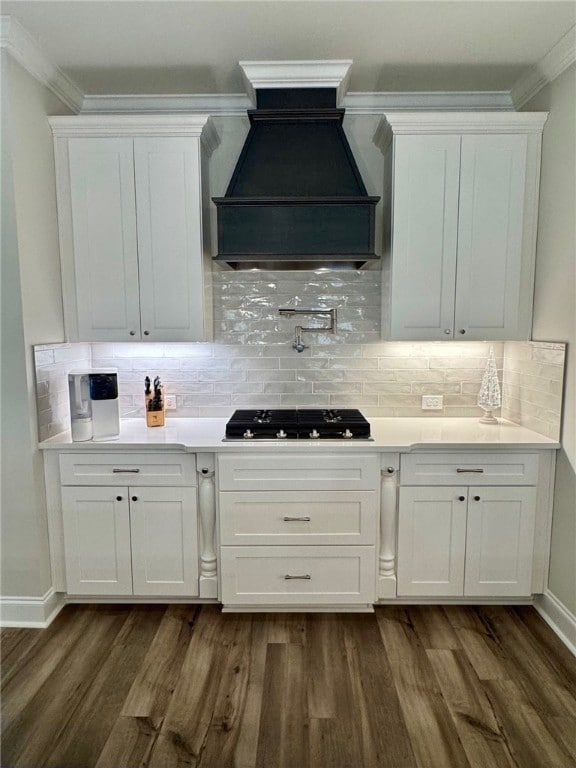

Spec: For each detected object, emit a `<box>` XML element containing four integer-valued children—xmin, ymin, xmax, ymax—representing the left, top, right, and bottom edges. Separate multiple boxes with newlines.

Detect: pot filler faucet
<box><xmin>278</xmin><ymin>307</ymin><xmax>337</xmax><ymax>352</ymax></box>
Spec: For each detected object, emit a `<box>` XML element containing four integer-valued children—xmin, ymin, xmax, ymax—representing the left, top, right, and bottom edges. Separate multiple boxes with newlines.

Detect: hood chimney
<box><xmin>213</xmin><ymin>61</ymin><xmax>380</xmax><ymax>269</ymax></box>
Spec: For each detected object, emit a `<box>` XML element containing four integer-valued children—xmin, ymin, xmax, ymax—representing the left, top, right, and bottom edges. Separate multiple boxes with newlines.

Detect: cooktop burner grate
<box><xmin>224</xmin><ymin>408</ymin><xmax>371</xmax><ymax>440</ymax></box>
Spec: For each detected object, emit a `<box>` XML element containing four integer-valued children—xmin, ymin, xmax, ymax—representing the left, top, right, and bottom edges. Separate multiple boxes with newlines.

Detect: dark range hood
<box><xmin>213</xmin><ymin>85</ymin><xmax>380</xmax><ymax>269</ymax></box>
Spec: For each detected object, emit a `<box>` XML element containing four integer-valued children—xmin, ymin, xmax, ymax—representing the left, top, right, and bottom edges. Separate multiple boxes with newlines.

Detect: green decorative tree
<box><xmin>478</xmin><ymin>346</ymin><xmax>501</xmax><ymax>424</ymax></box>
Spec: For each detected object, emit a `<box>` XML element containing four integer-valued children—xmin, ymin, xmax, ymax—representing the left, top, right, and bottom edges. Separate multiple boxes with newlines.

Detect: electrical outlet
<box><xmin>165</xmin><ymin>395</ymin><xmax>177</xmax><ymax>410</ymax></box>
<box><xmin>422</xmin><ymin>395</ymin><xmax>444</xmax><ymax>410</ymax></box>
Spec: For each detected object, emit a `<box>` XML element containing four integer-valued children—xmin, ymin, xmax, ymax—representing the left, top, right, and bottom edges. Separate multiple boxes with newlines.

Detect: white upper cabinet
<box><xmin>50</xmin><ymin>116</ymin><xmax>219</xmax><ymax>342</ymax></box>
<box><xmin>375</xmin><ymin>113</ymin><xmax>547</xmax><ymax>341</ymax></box>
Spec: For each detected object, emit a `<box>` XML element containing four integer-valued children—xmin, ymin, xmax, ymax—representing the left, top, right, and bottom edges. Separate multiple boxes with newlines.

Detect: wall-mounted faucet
<box><xmin>278</xmin><ymin>307</ymin><xmax>337</xmax><ymax>352</ymax></box>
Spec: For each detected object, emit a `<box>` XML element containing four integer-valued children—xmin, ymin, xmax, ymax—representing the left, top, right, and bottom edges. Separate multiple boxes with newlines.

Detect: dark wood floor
<box><xmin>1</xmin><ymin>604</ymin><xmax>575</xmax><ymax>768</ymax></box>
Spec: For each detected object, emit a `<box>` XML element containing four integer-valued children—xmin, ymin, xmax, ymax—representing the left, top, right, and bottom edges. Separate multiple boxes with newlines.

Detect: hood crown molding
<box><xmin>239</xmin><ymin>60</ymin><xmax>352</xmax><ymax>106</ymax></box>
<box><xmin>0</xmin><ymin>15</ymin><xmax>83</xmax><ymax>112</ymax></box>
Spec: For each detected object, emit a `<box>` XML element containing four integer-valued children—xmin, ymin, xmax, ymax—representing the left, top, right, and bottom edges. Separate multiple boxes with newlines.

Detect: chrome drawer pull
<box><xmin>283</xmin><ymin>516</ymin><xmax>311</xmax><ymax>522</ymax></box>
<box><xmin>112</xmin><ymin>468</ymin><xmax>141</xmax><ymax>474</ymax></box>
<box><xmin>456</xmin><ymin>468</ymin><xmax>484</xmax><ymax>473</ymax></box>
<box><xmin>284</xmin><ymin>574</ymin><xmax>311</xmax><ymax>580</ymax></box>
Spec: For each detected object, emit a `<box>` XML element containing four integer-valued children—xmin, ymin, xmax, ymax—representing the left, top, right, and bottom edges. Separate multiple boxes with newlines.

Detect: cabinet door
<box><xmin>465</xmin><ymin>486</ymin><xmax>536</xmax><ymax>597</ymax></box>
<box><xmin>397</xmin><ymin>486</ymin><xmax>467</xmax><ymax>596</ymax></box>
<box><xmin>68</xmin><ymin>138</ymin><xmax>141</xmax><ymax>341</ymax></box>
<box><xmin>390</xmin><ymin>135</ymin><xmax>461</xmax><ymax>340</ymax></box>
<box><xmin>134</xmin><ymin>137</ymin><xmax>205</xmax><ymax>341</ymax></box>
<box><xmin>61</xmin><ymin>486</ymin><xmax>133</xmax><ymax>595</ymax></box>
<box><xmin>455</xmin><ymin>134</ymin><xmax>528</xmax><ymax>340</ymax></box>
<box><xmin>130</xmin><ymin>487</ymin><xmax>199</xmax><ymax>596</ymax></box>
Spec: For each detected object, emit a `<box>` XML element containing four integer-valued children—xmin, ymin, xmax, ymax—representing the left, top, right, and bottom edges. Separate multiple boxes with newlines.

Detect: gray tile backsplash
<box><xmin>501</xmin><ymin>341</ymin><xmax>566</xmax><ymax>440</ymax></box>
<box><xmin>34</xmin><ymin>343</ymin><xmax>91</xmax><ymax>441</ymax></box>
<box><xmin>33</xmin><ymin>270</ymin><xmax>566</xmax><ymax>442</ymax></box>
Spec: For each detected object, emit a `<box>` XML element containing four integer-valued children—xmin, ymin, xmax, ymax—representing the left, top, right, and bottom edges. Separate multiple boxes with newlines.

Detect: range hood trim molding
<box><xmin>239</xmin><ymin>60</ymin><xmax>353</xmax><ymax>106</ymax></box>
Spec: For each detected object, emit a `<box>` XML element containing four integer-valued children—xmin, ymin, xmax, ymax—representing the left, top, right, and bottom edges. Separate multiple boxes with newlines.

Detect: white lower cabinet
<box><xmin>218</xmin><ymin>454</ymin><xmax>379</xmax><ymax>608</ymax></box>
<box><xmin>62</xmin><ymin>485</ymin><xmax>198</xmax><ymax>597</ymax></box>
<box><xmin>397</xmin><ymin>484</ymin><xmax>537</xmax><ymax>598</ymax></box>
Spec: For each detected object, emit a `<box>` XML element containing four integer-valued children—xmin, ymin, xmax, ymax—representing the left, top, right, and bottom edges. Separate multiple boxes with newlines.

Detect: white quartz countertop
<box><xmin>39</xmin><ymin>418</ymin><xmax>559</xmax><ymax>452</ymax></box>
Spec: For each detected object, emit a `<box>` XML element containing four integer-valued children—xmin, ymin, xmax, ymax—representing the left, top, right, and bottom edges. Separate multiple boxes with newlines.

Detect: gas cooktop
<box><xmin>224</xmin><ymin>408</ymin><xmax>371</xmax><ymax>441</ymax></box>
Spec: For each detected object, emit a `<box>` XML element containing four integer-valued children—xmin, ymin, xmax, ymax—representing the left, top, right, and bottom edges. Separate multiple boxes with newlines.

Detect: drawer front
<box><xmin>401</xmin><ymin>452</ymin><xmax>539</xmax><ymax>486</ymax></box>
<box><xmin>59</xmin><ymin>452</ymin><xmax>196</xmax><ymax>486</ymax></box>
<box><xmin>220</xmin><ymin>546</ymin><xmax>376</xmax><ymax>605</ymax></box>
<box><xmin>219</xmin><ymin>491</ymin><xmax>378</xmax><ymax>545</ymax></box>
<box><xmin>218</xmin><ymin>454</ymin><xmax>379</xmax><ymax>491</ymax></box>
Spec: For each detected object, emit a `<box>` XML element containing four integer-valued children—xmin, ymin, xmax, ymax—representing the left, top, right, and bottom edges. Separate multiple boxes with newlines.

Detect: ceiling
<box><xmin>2</xmin><ymin>1</ymin><xmax>575</xmax><ymax>95</ymax></box>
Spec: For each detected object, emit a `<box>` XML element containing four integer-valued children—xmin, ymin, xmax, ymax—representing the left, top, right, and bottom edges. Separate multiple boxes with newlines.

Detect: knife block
<box><xmin>146</xmin><ymin>386</ymin><xmax>165</xmax><ymax>427</ymax></box>
<box><xmin>146</xmin><ymin>409</ymin><xmax>165</xmax><ymax>427</ymax></box>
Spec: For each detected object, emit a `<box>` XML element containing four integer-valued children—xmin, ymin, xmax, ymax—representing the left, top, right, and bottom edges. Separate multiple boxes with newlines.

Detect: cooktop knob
<box><xmin>243</xmin><ymin>429</ymin><xmax>254</xmax><ymax>439</ymax></box>
<box><xmin>343</xmin><ymin>429</ymin><xmax>354</xmax><ymax>439</ymax></box>
<box><xmin>310</xmin><ymin>429</ymin><xmax>320</xmax><ymax>439</ymax></box>
<box><xmin>276</xmin><ymin>429</ymin><xmax>287</xmax><ymax>439</ymax></box>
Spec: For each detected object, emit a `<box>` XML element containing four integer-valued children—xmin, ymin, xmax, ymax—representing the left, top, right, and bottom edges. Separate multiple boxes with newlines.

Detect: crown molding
<box><xmin>81</xmin><ymin>93</ymin><xmax>252</xmax><ymax>116</ymax></box>
<box><xmin>343</xmin><ymin>91</ymin><xmax>514</xmax><ymax>114</ymax></box>
<box><xmin>239</xmin><ymin>60</ymin><xmax>352</xmax><ymax>105</ymax></box>
<box><xmin>0</xmin><ymin>15</ymin><xmax>83</xmax><ymax>112</ymax></box>
<box><xmin>376</xmin><ymin>112</ymin><xmax>549</xmax><ymax>142</ymax></box>
<box><xmin>49</xmin><ymin>114</ymin><xmax>220</xmax><ymax>153</ymax></box>
<box><xmin>372</xmin><ymin>119</ymin><xmax>392</xmax><ymax>153</ymax></box>
<box><xmin>511</xmin><ymin>24</ymin><xmax>576</xmax><ymax>109</ymax></box>
<box><xmin>3</xmin><ymin>14</ymin><xmax>571</xmax><ymax>118</ymax></box>
<box><xmin>80</xmin><ymin>90</ymin><xmax>514</xmax><ymax>116</ymax></box>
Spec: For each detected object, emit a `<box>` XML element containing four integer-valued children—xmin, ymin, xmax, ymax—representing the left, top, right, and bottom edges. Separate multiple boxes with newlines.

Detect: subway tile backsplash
<box><xmin>501</xmin><ymin>341</ymin><xmax>566</xmax><ymax>440</ymax></box>
<box><xmin>34</xmin><ymin>343</ymin><xmax>91</xmax><ymax>441</ymax></box>
<box><xmin>33</xmin><ymin>270</ymin><xmax>565</xmax><ymax>442</ymax></box>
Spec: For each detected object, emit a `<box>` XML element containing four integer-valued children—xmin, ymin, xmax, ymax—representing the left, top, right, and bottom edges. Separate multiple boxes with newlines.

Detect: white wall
<box><xmin>0</xmin><ymin>53</ymin><xmax>69</xmax><ymax>598</ymax></box>
<box><xmin>525</xmin><ymin>63</ymin><xmax>576</xmax><ymax>614</ymax></box>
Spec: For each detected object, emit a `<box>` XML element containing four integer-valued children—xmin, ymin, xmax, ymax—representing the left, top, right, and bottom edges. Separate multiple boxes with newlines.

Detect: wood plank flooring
<box><xmin>2</xmin><ymin>604</ymin><xmax>575</xmax><ymax>768</ymax></box>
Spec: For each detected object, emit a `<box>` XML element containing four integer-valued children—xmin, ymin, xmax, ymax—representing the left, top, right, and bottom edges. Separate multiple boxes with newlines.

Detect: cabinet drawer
<box><xmin>220</xmin><ymin>546</ymin><xmax>376</xmax><ymax>606</ymax></box>
<box><xmin>59</xmin><ymin>452</ymin><xmax>196</xmax><ymax>486</ymax></box>
<box><xmin>401</xmin><ymin>452</ymin><xmax>538</xmax><ymax>486</ymax></box>
<box><xmin>219</xmin><ymin>491</ymin><xmax>377</xmax><ymax>545</ymax></box>
<box><xmin>218</xmin><ymin>454</ymin><xmax>379</xmax><ymax>491</ymax></box>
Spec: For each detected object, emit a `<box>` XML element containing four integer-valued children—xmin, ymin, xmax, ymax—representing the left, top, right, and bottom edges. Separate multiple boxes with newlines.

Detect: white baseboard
<box><xmin>0</xmin><ymin>589</ymin><xmax>65</xmax><ymax>628</ymax></box>
<box><xmin>535</xmin><ymin>590</ymin><xmax>576</xmax><ymax>657</ymax></box>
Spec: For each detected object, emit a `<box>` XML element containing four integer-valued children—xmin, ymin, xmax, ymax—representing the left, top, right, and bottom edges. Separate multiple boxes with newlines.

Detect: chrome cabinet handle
<box><xmin>112</xmin><ymin>468</ymin><xmax>141</xmax><ymax>474</ymax></box>
<box><xmin>283</xmin><ymin>516</ymin><xmax>311</xmax><ymax>522</ymax></box>
<box><xmin>456</xmin><ymin>468</ymin><xmax>484</xmax><ymax>473</ymax></box>
<box><xmin>284</xmin><ymin>574</ymin><xmax>311</xmax><ymax>580</ymax></box>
